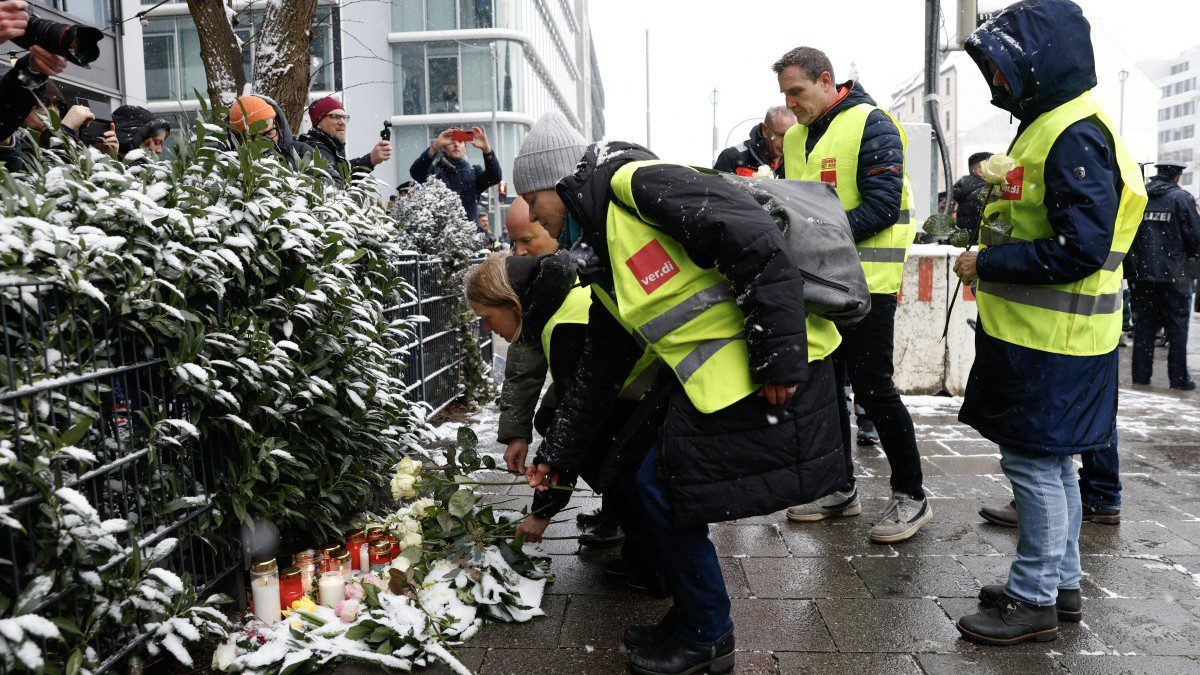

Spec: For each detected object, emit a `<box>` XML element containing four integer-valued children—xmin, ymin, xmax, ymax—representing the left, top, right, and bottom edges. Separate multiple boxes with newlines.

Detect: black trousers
<box><xmin>1131</xmin><ymin>281</ymin><xmax>1191</xmax><ymax>387</ymax></box>
<box><xmin>832</xmin><ymin>294</ymin><xmax>925</xmax><ymax>499</ymax></box>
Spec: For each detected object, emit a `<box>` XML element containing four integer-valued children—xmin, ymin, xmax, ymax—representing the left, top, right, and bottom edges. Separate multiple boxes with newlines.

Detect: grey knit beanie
<box><xmin>511</xmin><ymin>112</ymin><xmax>587</xmax><ymax>195</ymax></box>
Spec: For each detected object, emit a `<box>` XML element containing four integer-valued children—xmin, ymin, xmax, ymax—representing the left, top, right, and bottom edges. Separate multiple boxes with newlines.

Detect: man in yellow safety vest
<box><xmin>952</xmin><ymin>0</ymin><xmax>1146</xmax><ymax>646</ymax></box>
<box><xmin>775</xmin><ymin>46</ymin><xmax>931</xmax><ymax>544</ymax></box>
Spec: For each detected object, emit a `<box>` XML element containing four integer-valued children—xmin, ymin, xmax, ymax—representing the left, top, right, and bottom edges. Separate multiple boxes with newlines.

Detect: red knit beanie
<box><xmin>309</xmin><ymin>96</ymin><xmax>345</xmax><ymax>126</ymax></box>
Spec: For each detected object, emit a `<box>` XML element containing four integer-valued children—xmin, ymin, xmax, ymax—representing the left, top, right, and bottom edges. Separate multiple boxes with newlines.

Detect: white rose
<box><xmin>403</xmin><ymin>531</ymin><xmax>423</xmax><ymax>548</ymax></box>
<box><xmin>753</xmin><ymin>164</ymin><xmax>775</xmax><ymax>179</ymax></box>
<box><xmin>410</xmin><ymin>497</ymin><xmax>435</xmax><ymax>517</ymax></box>
<box><xmin>397</xmin><ymin>456</ymin><xmax>422</xmax><ymax>477</ymax></box>
<box><xmin>389</xmin><ymin>556</ymin><xmax>411</xmax><ymax>573</ymax></box>
<box><xmin>211</xmin><ymin>637</ymin><xmax>238</xmax><ymax>670</ymax></box>
<box><xmin>980</xmin><ymin>153</ymin><xmax>1017</xmax><ymax>185</ymax></box>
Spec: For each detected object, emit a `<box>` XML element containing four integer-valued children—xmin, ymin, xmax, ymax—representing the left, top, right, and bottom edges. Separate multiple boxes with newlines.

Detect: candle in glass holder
<box><xmin>331</xmin><ymin>546</ymin><xmax>352</xmax><ymax>579</ymax></box>
<box><xmin>368</xmin><ymin>540</ymin><xmax>393</xmax><ymax>575</ymax></box>
<box><xmin>292</xmin><ymin>550</ymin><xmax>316</xmax><ymax>593</ymax></box>
<box><xmin>318</xmin><ymin>543</ymin><xmax>341</xmax><ymax>572</ymax></box>
<box><xmin>385</xmin><ymin>534</ymin><xmax>400</xmax><ymax>559</ymax></box>
<box><xmin>250</xmin><ymin>558</ymin><xmax>281</xmax><ymax>623</ymax></box>
<box><xmin>345</xmin><ymin>529</ymin><xmax>367</xmax><ymax>572</ymax></box>
<box><xmin>318</xmin><ymin>571</ymin><xmax>344</xmax><ymax>608</ymax></box>
<box><xmin>279</xmin><ymin>566</ymin><xmax>304</xmax><ymax>610</ymax></box>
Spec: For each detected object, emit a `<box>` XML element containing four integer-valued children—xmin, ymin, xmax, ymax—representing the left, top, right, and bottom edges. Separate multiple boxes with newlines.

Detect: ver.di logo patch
<box><xmin>1001</xmin><ymin>166</ymin><xmax>1024</xmax><ymax>200</ymax></box>
<box><xmin>625</xmin><ymin>239</ymin><xmax>679</xmax><ymax>295</ymax></box>
<box><xmin>820</xmin><ymin>157</ymin><xmax>837</xmax><ymax>187</ymax></box>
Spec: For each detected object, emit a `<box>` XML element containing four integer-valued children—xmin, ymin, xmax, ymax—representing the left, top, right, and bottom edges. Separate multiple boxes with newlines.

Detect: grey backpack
<box><xmin>701</xmin><ymin>170</ymin><xmax>871</xmax><ymax>325</ymax></box>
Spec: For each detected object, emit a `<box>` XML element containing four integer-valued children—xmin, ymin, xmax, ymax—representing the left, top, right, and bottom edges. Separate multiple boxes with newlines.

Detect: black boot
<box><xmin>1082</xmin><ymin>503</ymin><xmax>1120</xmax><ymax>525</ymax></box>
<box><xmin>627</xmin><ymin>628</ymin><xmax>735</xmax><ymax>675</ymax></box>
<box><xmin>979</xmin><ymin>584</ymin><xmax>1082</xmax><ymax>623</ymax></box>
<box><xmin>957</xmin><ymin>593</ymin><xmax>1058</xmax><ymax>646</ymax></box>
<box><xmin>579</xmin><ymin>519</ymin><xmax>625</xmax><ymax>548</ymax></box>
<box><xmin>624</xmin><ymin>607</ymin><xmax>677</xmax><ymax>651</ymax></box>
<box><xmin>576</xmin><ymin>507</ymin><xmax>605</xmax><ymax>528</ymax></box>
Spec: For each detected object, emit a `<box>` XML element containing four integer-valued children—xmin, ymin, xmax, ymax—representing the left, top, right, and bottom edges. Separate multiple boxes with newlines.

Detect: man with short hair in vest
<box><xmin>775</xmin><ymin>45</ymin><xmax>931</xmax><ymax>544</ymax></box>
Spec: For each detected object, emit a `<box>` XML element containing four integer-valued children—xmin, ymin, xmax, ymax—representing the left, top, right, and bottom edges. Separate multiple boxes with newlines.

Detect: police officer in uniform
<box><xmin>1127</xmin><ymin>162</ymin><xmax>1200</xmax><ymax>390</ymax></box>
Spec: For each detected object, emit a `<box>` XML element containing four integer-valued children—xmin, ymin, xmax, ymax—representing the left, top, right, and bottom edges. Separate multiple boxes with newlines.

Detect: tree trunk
<box><xmin>253</xmin><ymin>0</ymin><xmax>318</xmax><ymax>134</ymax></box>
<box><xmin>185</xmin><ymin>0</ymin><xmax>246</xmax><ymax>109</ymax></box>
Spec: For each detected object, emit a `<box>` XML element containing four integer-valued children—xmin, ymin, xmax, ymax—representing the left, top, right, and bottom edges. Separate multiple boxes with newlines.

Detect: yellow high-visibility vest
<box><xmin>976</xmin><ymin>91</ymin><xmax>1146</xmax><ymax>356</ymax></box>
<box><xmin>784</xmin><ymin>103</ymin><xmax>915</xmax><ymax>294</ymax></box>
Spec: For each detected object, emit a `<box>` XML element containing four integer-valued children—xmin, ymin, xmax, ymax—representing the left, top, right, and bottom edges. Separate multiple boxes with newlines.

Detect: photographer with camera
<box><xmin>409</xmin><ymin>125</ymin><xmax>500</xmax><ymax>228</ymax></box>
<box><xmin>1</xmin><ymin>0</ymin><xmax>102</xmax><ymax>146</ymax></box>
<box><xmin>298</xmin><ymin>96</ymin><xmax>392</xmax><ymax>186</ymax></box>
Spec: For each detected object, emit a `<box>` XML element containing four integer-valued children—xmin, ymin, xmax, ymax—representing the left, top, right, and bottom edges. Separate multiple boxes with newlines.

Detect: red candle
<box><xmin>345</xmin><ymin>529</ymin><xmax>367</xmax><ymax>572</ymax></box>
<box><xmin>279</xmin><ymin>566</ymin><xmax>304</xmax><ymax>609</ymax></box>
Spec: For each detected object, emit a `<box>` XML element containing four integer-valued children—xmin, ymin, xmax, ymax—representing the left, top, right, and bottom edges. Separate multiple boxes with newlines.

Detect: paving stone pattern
<box><xmin>383</xmin><ymin>344</ymin><xmax>1200</xmax><ymax>674</ymax></box>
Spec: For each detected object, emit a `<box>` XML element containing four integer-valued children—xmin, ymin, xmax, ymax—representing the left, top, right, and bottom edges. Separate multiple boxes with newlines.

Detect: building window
<box><xmin>397</xmin><ymin>44</ymin><xmax>426</xmax><ymax>115</ymax></box>
<box><xmin>1160</xmin><ymin>108</ymin><xmax>1171</xmax><ymax>122</ymax></box>
<box><xmin>427</xmin><ymin>43</ymin><xmax>460</xmax><ymax>113</ymax></box>
<box><xmin>1163</xmin><ymin>85</ymin><xmax>1173</xmax><ymax>98</ymax></box>
<box><xmin>460</xmin><ymin>0</ymin><xmax>494</xmax><ymax>28</ymax></box>
<box><xmin>142</xmin><ymin>13</ymin><xmax>337</xmax><ymax>102</ymax></box>
<box><xmin>37</xmin><ymin>0</ymin><xmax>111</xmax><ymax>26</ymax></box>
<box><xmin>911</xmin><ymin>97</ymin><xmax>915</xmax><ymax>113</ymax></box>
<box><xmin>1183</xmin><ymin>125</ymin><xmax>1195</xmax><ymax>139</ymax></box>
<box><xmin>1171</xmin><ymin>61</ymin><xmax>1190</xmax><ymax>75</ymax></box>
<box><xmin>1182</xmin><ymin>171</ymin><xmax>1194</xmax><ymax>185</ymax></box>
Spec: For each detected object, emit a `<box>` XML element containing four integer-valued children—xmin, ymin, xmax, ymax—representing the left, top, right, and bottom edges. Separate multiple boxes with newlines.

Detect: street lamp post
<box><xmin>1118</xmin><ymin>68</ymin><xmax>1129</xmax><ymax>136</ymax></box>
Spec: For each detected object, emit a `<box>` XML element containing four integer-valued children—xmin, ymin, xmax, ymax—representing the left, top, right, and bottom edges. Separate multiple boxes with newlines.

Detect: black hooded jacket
<box><xmin>713</xmin><ymin>124</ymin><xmax>781</xmax><ymax>177</ymax></box>
<box><xmin>297</xmin><ymin>126</ymin><xmax>374</xmax><ymax>185</ymax></box>
<box><xmin>801</xmin><ymin>81</ymin><xmax>906</xmax><ymax>244</ymax></box>
<box><xmin>536</xmin><ymin>141</ymin><xmax>844</xmax><ymax>525</ymax></box>
<box><xmin>958</xmin><ymin>0</ymin><xmax>1125</xmax><ymax>455</ymax></box>
<box><xmin>1127</xmin><ymin>175</ymin><xmax>1200</xmax><ymax>285</ymax></box>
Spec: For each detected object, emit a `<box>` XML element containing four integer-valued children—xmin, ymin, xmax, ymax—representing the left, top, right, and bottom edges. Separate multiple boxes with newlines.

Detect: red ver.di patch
<box><xmin>820</xmin><ymin>157</ymin><xmax>837</xmax><ymax>187</ymax></box>
<box><xmin>1001</xmin><ymin>166</ymin><xmax>1024</xmax><ymax>200</ymax></box>
<box><xmin>626</xmin><ymin>239</ymin><xmax>679</xmax><ymax>295</ymax></box>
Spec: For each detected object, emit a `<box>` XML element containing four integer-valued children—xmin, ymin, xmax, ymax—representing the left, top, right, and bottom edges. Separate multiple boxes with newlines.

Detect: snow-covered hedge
<box><xmin>0</xmin><ymin>115</ymin><xmax>486</xmax><ymax>671</ymax></box>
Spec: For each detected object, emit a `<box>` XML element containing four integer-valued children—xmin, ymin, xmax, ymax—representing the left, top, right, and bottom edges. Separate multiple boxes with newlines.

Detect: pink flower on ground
<box><xmin>335</xmin><ymin>598</ymin><xmax>360</xmax><ymax>623</ymax></box>
<box><xmin>343</xmin><ymin>582</ymin><xmax>364</xmax><ymax>601</ymax></box>
<box><xmin>361</xmin><ymin>573</ymin><xmax>387</xmax><ymax>591</ymax></box>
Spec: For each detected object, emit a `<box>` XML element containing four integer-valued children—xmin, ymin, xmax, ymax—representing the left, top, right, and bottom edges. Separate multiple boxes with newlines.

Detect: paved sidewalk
<box><xmin>416</xmin><ymin>337</ymin><xmax>1200</xmax><ymax>675</ymax></box>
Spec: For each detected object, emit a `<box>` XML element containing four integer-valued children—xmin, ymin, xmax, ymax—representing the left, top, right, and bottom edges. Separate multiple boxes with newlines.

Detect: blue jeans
<box><xmin>635</xmin><ymin>443</ymin><xmax>733</xmax><ymax>642</ymax></box>
<box><xmin>1079</xmin><ymin>439</ymin><xmax>1121</xmax><ymax>510</ymax></box>
<box><xmin>1000</xmin><ymin>446</ymin><xmax>1082</xmax><ymax>606</ymax></box>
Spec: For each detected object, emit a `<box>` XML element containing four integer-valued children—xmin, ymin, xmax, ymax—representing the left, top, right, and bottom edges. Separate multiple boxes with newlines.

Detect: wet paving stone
<box><xmin>815</xmin><ymin>598</ymin><xmax>961</xmax><ymax>652</ymax></box>
<box><xmin>472</xmin><ymin>595</ymin><xmax>568</xmax><ymax>649</ymax></box>
<box><xmin>730</xmin><ymin>650</ymin><xmax>779</xmax><ymax>673</ymax></box>
<box><xmin>851</xmin><ymin>555</ymin><xmax>979</xmax><ymax>598</ymax></box>
<box><xmin>1080</xmin><ymin>554</ymin><xmax>1200</xmax><ymax>602</ymax></box>
<box><xmin>709</xmin><ymin>523</ymin><xmax>790</xmax><ymax>558</ymax></box>
<box><xmin>741</xmin><ymin>556</ymin><xmax>870</xmax><ymax>599</ymax></box>
<box><xmin>476</xmin><ymin>647</ymin><xmax>627</xmax><ymax>674</ymax></box>
<box><xmin>1084</xmin><ymin>598</ymin><xmax>1200</xmax><ymax>655</ymax></box>
<box><xmin>916</xmin><ymin>652</ymin><xmax>1066</xmax><ymax>674</ymax></box>
<box><xmin>729</xmin><ymin>598</ymin><xmax>836</xmax><ymax>651</ymax></box>
<box><xmin>1052</xmin><ymin>655</ymin><xmax>1200</xmax><ymax>674</ymax></box>
<box><xmin>773</xmin><ymin>652</ymin><xmax>923</xmax><ymax>674</ymax></box>
<box><xmin>1078</xmin><ymin>521</ymin><xmax>1200</xmax><ymax>557</ymax></box>
<box><xmin>556</xmin><ymin>594</ymin><xmax>671</xmax><ymax>649</ymax></box>
<box><xmin>776</xmin><ymin>518</ymin><xmax>891</xmax><ymax>558</ymax></box>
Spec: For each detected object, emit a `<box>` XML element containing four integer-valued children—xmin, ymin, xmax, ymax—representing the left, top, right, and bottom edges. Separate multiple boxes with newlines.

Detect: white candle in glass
<box><xmin>318</xmin><ymin>572</ymin><xmax>345</xmax><ymax>608</ymax></box>
<box><xmin>250</xmin><ymin>574</ymin><xmax>281</xmax><ymax>623</ymax></box>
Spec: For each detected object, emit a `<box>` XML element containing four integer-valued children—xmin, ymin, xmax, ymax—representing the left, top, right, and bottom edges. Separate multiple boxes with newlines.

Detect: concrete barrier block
<box><xmin>945</xmin><ymin>267</ymin><xmax>979</xmax><ymax>396</ymax></box>
<box><xmin>893</xmin><ymin>245</ymin><xmax>951</xmax><ymax>394</ymax></box>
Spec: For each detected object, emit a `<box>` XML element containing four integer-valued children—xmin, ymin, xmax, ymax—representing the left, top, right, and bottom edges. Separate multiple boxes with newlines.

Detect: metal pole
<box><xmin>925</xmin><ymin>0</ymin><xmax>940</xmax><ymax>209</ymax></box>
<box><xmin>724</xmin><ymin>116</ymin><xmax>761</xmax><ymax>152</ymax></box>
<box><xmin>645</xmin><ymin>29</ymin><xmax>651</xmax><ymax>148</ymax></box>
<box><xmin>490</xmin><ymin>42</ymin><xmax>500</xmax><ymax>237</ymax></box>
<box><xmin>711</xmin><ymin>88</ymin><xmax>719</xmax><ymax>162</ymax></box>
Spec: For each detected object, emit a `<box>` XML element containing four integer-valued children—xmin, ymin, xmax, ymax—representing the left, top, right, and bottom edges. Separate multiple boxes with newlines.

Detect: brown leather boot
<box><xmin>980</xmin><ymin>500</ymin><xmax>1019</xmax><ymax>528</ymax></box>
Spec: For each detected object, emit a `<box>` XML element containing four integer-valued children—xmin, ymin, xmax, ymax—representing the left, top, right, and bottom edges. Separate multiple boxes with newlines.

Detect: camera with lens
<box><xmin>11</xmin><ymin>14</ymin><xmax>104</xmax><ymax>67</ymax></box>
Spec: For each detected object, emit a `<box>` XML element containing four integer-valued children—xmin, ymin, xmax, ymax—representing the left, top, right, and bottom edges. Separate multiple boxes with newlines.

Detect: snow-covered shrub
<box><xmin>0</xmin><ymin>112</ymin><xmax>484</xmax><ymax>670</ymax></box>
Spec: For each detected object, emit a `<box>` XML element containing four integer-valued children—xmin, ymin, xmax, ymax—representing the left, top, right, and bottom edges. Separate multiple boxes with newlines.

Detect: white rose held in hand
<box><xmin>980</xmin><ymin>153</ymin><xmax>1017</xmax><ymax>185</ymax></box>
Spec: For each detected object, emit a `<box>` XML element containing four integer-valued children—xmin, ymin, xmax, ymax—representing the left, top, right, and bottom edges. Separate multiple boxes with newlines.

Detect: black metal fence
<box><xmin>0</xmin><ymin>254</ymin><xmax>488</xmax><ymax>671</ymax></box>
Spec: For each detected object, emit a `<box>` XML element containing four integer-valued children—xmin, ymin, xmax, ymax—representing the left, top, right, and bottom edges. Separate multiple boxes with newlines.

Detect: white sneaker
<box><xmin>869</xmin><ymin>492</ymin><xmax>932</xmax><ymax>543</ymax></box>
<box><xmin>786</xmin><ymin>489</ymin><xmax>861</xmax><ymax>522</ymax></box>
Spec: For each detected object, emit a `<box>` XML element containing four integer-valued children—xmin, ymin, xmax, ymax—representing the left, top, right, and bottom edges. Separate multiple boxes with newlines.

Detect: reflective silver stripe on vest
<box><xmin>675</xmin><ymin>332</ymin><xmax>745</xmax><ymax>383</ymax></box>
<box><xmin>977</xmin><ymin>281</ymin><xmax>1122</xmax><ymax>316</ymax></box>
<box><xmin>897</xmin><ymin>209</ymin><xmax>910</xmax><ymax>224</ymax></box>
<box><xmin>857</xmin><ymin>247</ymin><xmax>907</xmax><ymax>263</ymax></box>
<box><xmin>637</xmin><ymin>281</ymin><xmax>735</xmax><ymax>344</ymax></box>
<box><xmin>981</xmin><ymin>230</ymin><xmax>1126</xmax><ymax>271</ymax></box>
